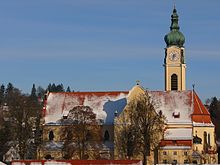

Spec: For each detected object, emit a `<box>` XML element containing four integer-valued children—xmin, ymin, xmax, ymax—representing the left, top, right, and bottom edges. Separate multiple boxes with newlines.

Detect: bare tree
<box><xmin>61</xmin><ymin>106</ymin><xmax>102</xmax><ymax>159</ymax></box>
<box><xmin>6</xmin><ymin>88</ymin><xmax>41</xmax><ymax>159</ymax></box>
<box><xmin>114</xmin><ymin>112</ymin><xmax>137</xmax><ymax>160</ymax></box>
<box><xmin>115</xmin><ymin>90</ymin><xmax>165</xmax><ymax>165</ymax></box>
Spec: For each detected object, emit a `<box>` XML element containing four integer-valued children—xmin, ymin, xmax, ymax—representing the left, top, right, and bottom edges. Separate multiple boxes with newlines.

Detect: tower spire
<box><xmin>164</xmin><ymin>5</ymin><xmax>185</xmax><ymax>47</ymax></box>
<box><xmin>164</xmin><ymin>6</ymin><xmax>187</xmax><ymax>91</ymax></box>
<box><xmin>170</xmin><ymin>6</ymin><xmax>180</xmax><ymax>31</ymax></box>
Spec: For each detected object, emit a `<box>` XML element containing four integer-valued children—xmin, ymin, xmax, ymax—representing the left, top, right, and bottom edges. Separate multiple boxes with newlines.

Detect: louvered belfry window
<box><xmin>171</xmin><ymin>74</ymin><xmax>178</xmax><ymax>90</ymax></box>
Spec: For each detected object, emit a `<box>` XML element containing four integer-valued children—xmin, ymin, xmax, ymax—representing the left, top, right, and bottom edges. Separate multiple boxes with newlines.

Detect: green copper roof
<box><xmin>164</xmin><ymin>7</ymin><xmax>185</xmax><ymax>47</ymax></box>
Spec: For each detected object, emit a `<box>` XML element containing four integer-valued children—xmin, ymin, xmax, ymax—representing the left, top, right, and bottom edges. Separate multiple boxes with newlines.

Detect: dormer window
<box><xmin>173</xmin><ymin>112</ymin><xmax>180</xmax><ymax>118</ymax></box>
<box><xmin>63</xmin><ymin>111</ymin><xmax>69</xmax><ymax>119</ymax></box>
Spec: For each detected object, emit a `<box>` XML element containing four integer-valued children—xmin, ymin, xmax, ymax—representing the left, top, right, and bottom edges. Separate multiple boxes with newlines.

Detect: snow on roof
<box><xmin>150</xmin><ymin>90</ymin><xmax>212</xmax><ymax>125</ymax></box>
<box><xmin>44</xmin><ymin>141</ymin><xmax>63</xmax><ymax>151</ymax></box>
<box><xmin>160</xmin><ymin>146</ymin><xmax>191</xmax><ymax>150</ymax></box>
<box><xmin>44</xmin><ymin>92</ymin><xmax>128</xmax><ymax>124</ymax></box>
<box><xmin>12</xmin><ymin>160</ymin><xmax>143</xmax><ymax>165</ymax></box>
<box><xmin>150</xmin><ymin>91</ymin><xmax>193</xmax><ymax>124</ymax></box>
<box><xmin>44</xmin><ymin>161</ymin><xmax>71</xmax><ymax>165</ymax></box>
<box><xmin>193</xmin><ymin>122</ymin><xmax>214</xmax><ymax>127</ymax></box>
<box><xmin>164</xmin><ymin>128</ymin><xmax>192</xmax><ymax>140</ymax></box>
<box><xmin>43</xmin><ymin>88</ymin><xmax>212</xmax><ymax>126</ymax></box>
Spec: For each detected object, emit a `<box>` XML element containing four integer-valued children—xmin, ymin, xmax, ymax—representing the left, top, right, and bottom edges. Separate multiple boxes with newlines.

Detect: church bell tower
<box><xmin>164</xmin><ymin>7</ymin><xmax>186</xmax><ymax>91</ymax></box>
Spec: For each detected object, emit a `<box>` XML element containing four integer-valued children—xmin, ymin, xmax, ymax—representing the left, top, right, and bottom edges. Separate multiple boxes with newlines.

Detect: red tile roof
<box><xmin>12</xmin><ymin>160</ymin><xmax>142</xmax><ymax>165</ymax></box>
<box><xmin>192</xmin><ymin>91</ymin><xmax>212</xmax><ymax>124</ymax></box>
<box><xmin>42</xmin><ymin>90</ymin><xmax>212</xmax><ymax>124</ymax></box>
<box><xmin>160</xmin><ymin>140</ymin><xmax>192</xmax><ymax>147</ymax></box>
<box><xmin>43</xmin><ymin>91</ymin><xmax>128</xmax><ymax>124</ymax></box>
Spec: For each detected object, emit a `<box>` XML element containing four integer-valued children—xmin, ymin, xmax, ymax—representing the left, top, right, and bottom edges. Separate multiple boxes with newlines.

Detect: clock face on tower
<box><xmin>169</xmin><ymin>50</ymin><xmax>179</xmax><ymax>61</ymax></box>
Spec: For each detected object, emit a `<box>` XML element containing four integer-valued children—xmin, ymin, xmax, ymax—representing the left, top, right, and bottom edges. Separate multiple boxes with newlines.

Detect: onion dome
<box><xmin>164</xmin><ymin>7</ymin><xmax>185</xmax><ymax>47</ymax></box>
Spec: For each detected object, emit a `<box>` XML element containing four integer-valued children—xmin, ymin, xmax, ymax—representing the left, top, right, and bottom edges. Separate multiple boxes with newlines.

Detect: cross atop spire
<box><xmin>170</xmin><ymin>6</ymin><xmax>179</xmax><ymax>31</ymax></box>
<box><xmin>173</xmin><ymin>0</ymin><xmax>176</xmax><ymax>10</ymax></box>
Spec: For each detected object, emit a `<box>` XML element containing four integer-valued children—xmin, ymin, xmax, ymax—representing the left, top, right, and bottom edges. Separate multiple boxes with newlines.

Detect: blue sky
<box><xmin>0</xmin><ymin>0</ymin><xmax>219</xmax><ymax>101</ymax></box>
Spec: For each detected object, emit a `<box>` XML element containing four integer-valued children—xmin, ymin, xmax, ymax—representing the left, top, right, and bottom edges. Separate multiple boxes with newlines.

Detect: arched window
<box><xmin>45</xmin><ymin>154</ymin><xmax>53</xmax><ymax>160</ymax></box>
<box><xmin>208</xmin><ymin>133</ymin><xmax>210</xmax><ymax>146</ymax></box>
<box><xmin>104</xmin><ymin>130</ymin><xmax>110</xmax><ymax>141</ymax></box>
<box><xmin>204</xmin><ymin>131</ymin><xmax>207</xmax><ymax>144</ymax></box>
<box><xmin>203</xmin><ymin>131</ymin><xmax>208</xmax><ymax>152</ymax></box>
<box><xmin>171</xmin><ymin>74</ymin><xmax>178</xmax><ymax>90</ymax></box>
<box><xmin>49</xmin><ymin>130</ymin><xmax>54</xmax><ymax>141</ymax></box>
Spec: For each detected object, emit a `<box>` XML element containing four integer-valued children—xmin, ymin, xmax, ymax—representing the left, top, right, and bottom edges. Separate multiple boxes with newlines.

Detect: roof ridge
<box><xmin>49</xmin><ymin>91</ymin><xmax>129</xmax><ymax>94</ymax></box>
<box><xmin>194</xmin><ymin>93</ymin><xmax>204</xmax><ymax>114</ymax></box>
<box><xmin>193</xmin><ymin>91</ymin><xmax>210</xmax><ymax>115</ymax></box>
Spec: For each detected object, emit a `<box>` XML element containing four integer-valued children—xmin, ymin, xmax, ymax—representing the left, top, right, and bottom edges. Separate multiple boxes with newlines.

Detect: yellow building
<box><xmin>38</xmin><ymin>6</ymin><xmax>218</xmax><ymax>164</ymax></box>
<box><xmin>116</xmin><ymin>84</ymin><xmax>217</xmax><ymax>164</ymax></box>
<box><xmin>160</xmin><ymin>6</ymin><xmax>217</xmax><ymax>164</ymax></box>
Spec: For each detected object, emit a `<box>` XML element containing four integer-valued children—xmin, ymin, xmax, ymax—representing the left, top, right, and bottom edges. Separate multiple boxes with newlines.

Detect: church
<box><xmin>38</xmin><ymin>7</ymin><xmax>218</xmax><ymax>164</ymax></box>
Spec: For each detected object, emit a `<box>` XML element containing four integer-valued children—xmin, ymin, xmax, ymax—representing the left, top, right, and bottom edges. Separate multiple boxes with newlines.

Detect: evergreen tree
<box><xmin>209</xmin><ymin>97</ymin><xmax>220</xmax><ymax>119</ymax></box>
<box><xmin>66</xmin><ymin>86</ymin><xmax>71</xmax><ymax>92</ymax></box>
<box><xmin>56</xmin><ymin>84</ymin><xmax>64</xmax><ymax>92</ymax></box>
<box><xmin>5</xmin><ymin>83</ymin><xmax>14</xmax><ymax>103</ymax></box>
<box><xmin>36</xmin><ymin>86</ymin><xmax>45</xmax><ymax>99</ymax></box>
<box><xmin>51</xmin><ymin>83</ymin><xmax>56</xmax><ymax>92</ymax></box>
<box><xmin>47</xmin><ymin>83</ymin><xmax>52</xmax><ymax>92</ymax></box>
<box><xmin>6</xmin><ymin>83</ymin><xmax>13</xmax><ymax>94</ymax></box>
<box><xmin>47</xmin><ymin>83</ymin><xmax>65</xmax><ymax>92</ymax></box>
<box><xmin>0</xmin><ymin>84</ymin><xmax>5</xmax><ymax>104</ymax></box>
<box><xmin>31</xmin><ymin>84</ymin><xmax>37</xmax><ymax>100</ymax></box>
<box><xmin>209</xmin><ymin>97</ymin><xmax>220</xmax><ymax>143</ymax></box>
